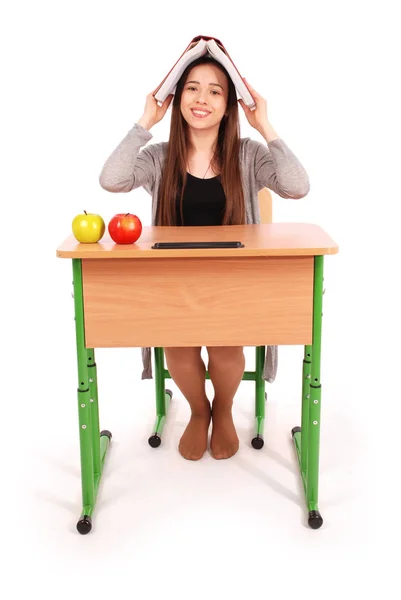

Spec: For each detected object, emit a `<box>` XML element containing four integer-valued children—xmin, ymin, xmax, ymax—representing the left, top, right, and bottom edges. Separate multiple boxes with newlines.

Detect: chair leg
<box><xmin>148</xmin><ymin>347</ymin><xmax>173</xmax><ymax>448</ymax></box>
<box><xmin>252</xmin><ymin>345</ymin><xmax>266</xmax><ymax>449</ymax></box>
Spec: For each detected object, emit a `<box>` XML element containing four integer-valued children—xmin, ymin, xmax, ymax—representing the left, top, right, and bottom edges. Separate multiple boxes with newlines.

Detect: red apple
<box><xmin>108</xmin><ymin>213</ymin><xmax>142</xmax><ymax>244</ymax></box>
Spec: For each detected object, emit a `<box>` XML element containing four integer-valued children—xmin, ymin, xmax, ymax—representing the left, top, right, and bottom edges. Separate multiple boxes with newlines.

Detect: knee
<box><xmin>164</xmin><ymin>346</ymin><xmax>202</xmax><ymax>367</ymax></box>
<box><xmin>207</xmin><ymin>346</ymin><xmax>244</xmax><ymax>368</ymax></box>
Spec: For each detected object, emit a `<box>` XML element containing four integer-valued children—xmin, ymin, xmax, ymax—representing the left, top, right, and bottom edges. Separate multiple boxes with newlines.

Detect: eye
<box><xmin>186</xmin><ymin>86</ymin><xmax>220</xmax><ymax>95</ymax></box>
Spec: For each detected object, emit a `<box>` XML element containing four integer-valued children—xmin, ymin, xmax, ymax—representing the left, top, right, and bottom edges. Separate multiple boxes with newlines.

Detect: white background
<box><xmin>2</xmin><ymin>0</ymin><xmax>399</xmax><ymax>596</ymax></box>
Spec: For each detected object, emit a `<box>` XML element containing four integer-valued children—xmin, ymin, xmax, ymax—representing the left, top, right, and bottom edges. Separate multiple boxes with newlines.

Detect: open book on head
<box><xmin>152</xmin><ymin>35</ymin><xmax>256</xmax><ymax>111</ymax></box>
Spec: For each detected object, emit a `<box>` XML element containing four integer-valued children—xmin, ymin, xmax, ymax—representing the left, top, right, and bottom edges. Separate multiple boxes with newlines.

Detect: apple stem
<box><xmin>125</xmin><ymin>213</ymin><xmax>130</xmax><ymax>217</ymax></box>
<box><xmin>84</xmin><ymin>210</ymin><xmax>87</xmax><ymax>215</ymax></box>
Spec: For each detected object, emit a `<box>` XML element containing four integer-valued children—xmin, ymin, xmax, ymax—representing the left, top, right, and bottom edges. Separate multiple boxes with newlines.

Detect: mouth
<box><xmin>191</xmin><ymin>109</ymin><xmax>211</xmax><ymax>119</ymax></box>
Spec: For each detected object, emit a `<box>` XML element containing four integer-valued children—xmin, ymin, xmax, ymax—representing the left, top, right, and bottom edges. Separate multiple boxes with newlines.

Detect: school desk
<box><xmin>56</xmin><ymin>223</ymin><xmax>339</xmax><ymax>534</ymax></box>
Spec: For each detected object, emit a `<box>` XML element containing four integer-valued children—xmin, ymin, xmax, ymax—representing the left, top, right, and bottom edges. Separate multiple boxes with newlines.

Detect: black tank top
<box><xmin>176</xmin><ymin>173</ymin><xmax>226</xmax><ymax>226</ymax></box>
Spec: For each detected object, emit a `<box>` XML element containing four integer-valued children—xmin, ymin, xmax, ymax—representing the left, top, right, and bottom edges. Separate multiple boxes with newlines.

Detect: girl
<box><xmin>99</xmin><ymin>55</ymin><xmax>310</xmax><ymax>462</ymax></box>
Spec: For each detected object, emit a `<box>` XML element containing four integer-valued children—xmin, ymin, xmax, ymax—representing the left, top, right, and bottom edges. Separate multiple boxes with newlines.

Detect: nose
<box><xmin>196</xmin><ymin>89</ymin><xmax>209</xmax><ymax>104</ymax></box>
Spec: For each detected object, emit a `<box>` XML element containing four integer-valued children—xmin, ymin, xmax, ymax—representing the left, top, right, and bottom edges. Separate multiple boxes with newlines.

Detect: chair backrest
<box><xmin>258</xmin><ymin>187</ymin><xmax>272</xmax><ymax>224</ymax></box>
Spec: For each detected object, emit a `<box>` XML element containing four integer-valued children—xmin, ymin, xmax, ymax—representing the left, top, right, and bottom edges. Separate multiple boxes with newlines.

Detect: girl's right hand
<box><xmin>140</xmin><ymin>91</ymin><xmax>174</xmax><ymax>129</ymax></box>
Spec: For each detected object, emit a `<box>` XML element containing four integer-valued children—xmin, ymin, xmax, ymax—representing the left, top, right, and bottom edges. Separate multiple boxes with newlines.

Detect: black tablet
<box><xmin>151</xmin><ymin>241</ymin><xmax>244</xmax><ymax>249</ymax></box>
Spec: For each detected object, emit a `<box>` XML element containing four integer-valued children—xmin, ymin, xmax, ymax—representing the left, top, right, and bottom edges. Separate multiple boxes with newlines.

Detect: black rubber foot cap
<box><xmin>251</xmin><ymin>435</ymin><xmax>264</xmax><ymax>450</ymax></box>
<box><xmin>77</xmin><ymin>515</ymin><xmax>92</xmax><ymax>535</ymax></box>
<box><xmin>291</xmin><ymin>426</ymin><xmax>302</xmax><ymax>437</ymax></box>
<box><xmin>148</xmin><ymin>434</ymin><xmax>161</xmax><ymax>448</ymax></box>
<box><xmin>308</xmin><ymin>510</ymin><xmax>323</xmax><ymax>529</ymax></box>
<box><xmin>100</xmin><ymin>430</ymin><xmax>112</xmax><ymax>440</ymax></box>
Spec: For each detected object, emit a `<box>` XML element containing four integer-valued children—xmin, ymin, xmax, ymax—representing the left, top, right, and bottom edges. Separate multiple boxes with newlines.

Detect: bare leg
<box><xmin>207</xmin><ymin>346</ymin><xmax>245</xmax><ymax>459</ymax></box>
<box><xmin>164</xmin><ymin>347</ymin><xmax>211</xmax><ymax>461</ymax></box>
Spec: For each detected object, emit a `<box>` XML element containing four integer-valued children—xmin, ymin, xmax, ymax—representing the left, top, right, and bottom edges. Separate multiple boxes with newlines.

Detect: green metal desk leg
<box><xmin>72</xmin><ymin>259</ymin><xmax>112</xmax><ymax>534</ymax></box>
<box><xmin>148</xmin><ymin>347</ymin><xmax>172</xmax><ymax>448</ymax></box>
<box><xmin>87</xmin><ymin>348</ymin><xmax>112</xmax><ymax>482</ymax></box>
<box><xmin>292</xmin><ymin>256</ymin><xmax>324</xmax><ymax>529</ymax></box>
<box><xmin>252</xmin><ymin>345</ymin><xmax>266</xmax><ymax>449</ymax></box>
<box><xmin>293</xmin><ymin>346</ymin><xmax>312</xmax><ymax>479</ymax></box>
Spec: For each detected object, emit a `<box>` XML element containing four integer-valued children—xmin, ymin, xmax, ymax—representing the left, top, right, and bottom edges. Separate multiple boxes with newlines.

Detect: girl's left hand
<box><xmin>238</xmin><ymin>79</ymin><xmax>269</xmax><ymax>133</ymax></box>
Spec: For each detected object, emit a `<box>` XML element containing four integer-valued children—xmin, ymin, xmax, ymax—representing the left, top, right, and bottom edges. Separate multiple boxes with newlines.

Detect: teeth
<box><xmin>192</xmin><ymin>110</ymin><xmax>209</xmax><ymax>116</ymax></box>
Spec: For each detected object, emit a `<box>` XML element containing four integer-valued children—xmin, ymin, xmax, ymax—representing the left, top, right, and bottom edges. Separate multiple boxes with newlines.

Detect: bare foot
<box><xmin>210</xmin><ymin>405</ymin><xmax>239</xmax><ymax>459</ymax></box>
<box><xmin>178</xmin><ymin>404</ymin><xmax>212</xmax><ymax>461</ymax></box>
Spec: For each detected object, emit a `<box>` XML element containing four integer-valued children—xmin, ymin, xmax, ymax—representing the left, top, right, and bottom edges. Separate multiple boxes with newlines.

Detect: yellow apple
<box><xmin>72</xmin><ymin>211</ymin><xmax>105</xmax><ymax>243</ymax></box>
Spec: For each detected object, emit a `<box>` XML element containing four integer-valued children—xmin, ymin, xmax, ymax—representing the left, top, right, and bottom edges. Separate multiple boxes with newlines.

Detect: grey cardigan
<box><xmin>99</xmin><ymin>123</ymin><xmax>310</xmax><ymax>382</ymax></box>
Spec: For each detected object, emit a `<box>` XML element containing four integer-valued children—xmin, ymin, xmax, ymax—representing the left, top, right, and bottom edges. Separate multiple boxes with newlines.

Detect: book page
<box><xmin>154</xmin><ymin>37</ymin><xmax>255</xmax><ymax>110</ymax></box>
<box><xmin>205</xmin><ymin>39</ymin><xmax>255</xmax><ymax>108</ymax></box>
<box><xmin>154</xmin><ymin>39</ymin><xmax>208</xmax><ymax>103</ymax></box>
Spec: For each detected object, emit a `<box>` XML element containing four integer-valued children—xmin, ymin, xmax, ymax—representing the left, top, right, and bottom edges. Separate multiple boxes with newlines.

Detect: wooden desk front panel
<box><xmin>82</xmin><ymin>256</ymin><xmax>314</xmax><ymax>348</ymax></box>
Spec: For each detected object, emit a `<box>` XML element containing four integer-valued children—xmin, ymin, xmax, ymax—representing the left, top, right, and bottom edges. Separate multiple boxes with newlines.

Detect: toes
<box><xmin>210</xmin><ymin>444</ymin><xmax>239</xmax><ymax>460</ymax></box>
<box><xmin>179</xmin><ymin>451</ymin><xmax>202</xmax><ymax>461</ymax></box>
<box><xmin>178</xmin><ymin>444</ymin><xmax>205</xmax><ymax>461</ymax></box>
<box><xmin>185</xmin><ymin>454</ymin><xmax>203</xmax><ymax>461</ymax></box>
<box><xmin>210</xmin><ymin>446</ymin><xmax>225</xmax><ymax>459</ymax></box>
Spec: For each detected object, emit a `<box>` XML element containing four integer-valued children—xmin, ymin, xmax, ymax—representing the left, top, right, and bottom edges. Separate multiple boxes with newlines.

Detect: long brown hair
<box><xmin>156</xmin><ymin>56</ymin><xmax>246</xmax><ymax>226</ymax></box>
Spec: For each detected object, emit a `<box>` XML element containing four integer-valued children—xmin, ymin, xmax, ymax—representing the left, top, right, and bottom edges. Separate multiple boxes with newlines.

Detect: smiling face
<box><xmin>180</xmin><ymin>63</ymin><xmax>229</xmax><ymax>132</ymax></box>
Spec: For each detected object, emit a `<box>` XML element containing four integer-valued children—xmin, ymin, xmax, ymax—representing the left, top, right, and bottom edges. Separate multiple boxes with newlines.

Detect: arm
<box><xmin>99</xmin><ymin>122</ymin><xmax>155</xmax><ymax>193</ymax></box>
<box><xmin>259</xmin><ymin>121</ymin><xmax>280</xmax><ymax>143</ymax></box>
<box><xmin>99</xmin><ymin>91</ymin><xmax>174</xmax><ymax>193</ymax></box>
<box><xmin>254</xmin><ymin>131</ymin><xmax>310</xmax><ymax>199</ymax></box>
<box><xmin>239</xmin><ymin>81</ymin><xmax>310</xmax><ymax>198</ymax></box>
